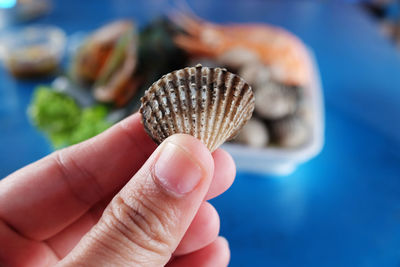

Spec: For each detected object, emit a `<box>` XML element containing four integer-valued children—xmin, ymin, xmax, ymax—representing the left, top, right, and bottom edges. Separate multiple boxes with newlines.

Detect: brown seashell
<box><xmin>140</xmin><ymin>64</ymin><xmax>255</xmax><ymax>152</ymax></box>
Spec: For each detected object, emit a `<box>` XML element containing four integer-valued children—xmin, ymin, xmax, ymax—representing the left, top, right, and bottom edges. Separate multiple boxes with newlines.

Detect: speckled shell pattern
<box><xmin>140</xmin><ymin>65</ymin><xmax>255</xmax><ymax>152</ymax></box>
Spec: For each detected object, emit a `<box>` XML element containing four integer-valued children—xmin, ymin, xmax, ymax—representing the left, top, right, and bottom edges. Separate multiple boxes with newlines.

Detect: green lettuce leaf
<box><xmin>29</xmin><ymin>86</ymin><xmax>112</xmax><ymax>148</ymax></box>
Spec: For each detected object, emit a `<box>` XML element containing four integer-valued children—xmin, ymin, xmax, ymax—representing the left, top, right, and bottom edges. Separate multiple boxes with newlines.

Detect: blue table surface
<box><xmin>1</xmin><ymin>1</ymin><xmax>400</xmax><ymax>266</ymax></box>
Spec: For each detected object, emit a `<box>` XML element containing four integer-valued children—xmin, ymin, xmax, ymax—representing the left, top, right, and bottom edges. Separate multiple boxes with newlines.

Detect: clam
<box><xmin>270</xmin><ymin>116</ymin><xmax>309</xmax><ymax>148</ymax></box>
<box><xmin>238</xmin><ymin>62</ymin><xmax>271</xmax><ymax>89</ymax></box>
<box><xmin>140</xmin><ymin>64</ymin><xmax>255</xmax><ymax>152</ymax></box>
<box><xmin>235</xmin><ymin>118</ymin><xmax>269</xmax><ymax>148</ymax></box>
<box><xmin>217</xmin><ymin>48</ymin><xmax>260</xmax><ymax>70</ymax></box>
<box><xmin>254</xmin><ymin>81</ymin><xmax>299</xmax><ymax>120</ymax></box>
<box><xmin>296</xmin><ymin>98</ymin><xmax>314</xmax><ymax>126</ymax></box>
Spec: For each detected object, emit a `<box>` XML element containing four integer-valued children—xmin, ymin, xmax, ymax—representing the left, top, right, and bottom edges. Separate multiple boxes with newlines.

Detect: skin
<box><xmin>0</xmin><ymin>113</ymin><xmax>236</xmax><ymax>267</ymax></box>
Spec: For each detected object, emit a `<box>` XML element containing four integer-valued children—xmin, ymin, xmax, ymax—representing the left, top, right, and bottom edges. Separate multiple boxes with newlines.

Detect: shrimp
<box><xmin>171</xmin><ymin>13</ymin><xmax>312</xmax><ymax>86</ymax></box>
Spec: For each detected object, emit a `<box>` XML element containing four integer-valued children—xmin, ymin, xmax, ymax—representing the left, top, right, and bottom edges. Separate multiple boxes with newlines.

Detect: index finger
<box><xmin>0</xmin><ymin>113</ymin><xmax>157</xmax><ymax>241</ymax></box>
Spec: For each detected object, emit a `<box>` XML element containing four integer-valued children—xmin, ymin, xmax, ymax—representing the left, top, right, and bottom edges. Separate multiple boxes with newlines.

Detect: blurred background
<box><xmin>1</xmin><ymin>0</ymin><xmax>400</xmax><ymax>266</ymax></box>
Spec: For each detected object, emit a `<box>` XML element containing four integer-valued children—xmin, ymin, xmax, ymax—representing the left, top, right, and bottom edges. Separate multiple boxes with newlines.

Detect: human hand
<box><xmin>0</xmin><ymin>113</ymin><xmax>236</xmax><ymax>266</ymax></box>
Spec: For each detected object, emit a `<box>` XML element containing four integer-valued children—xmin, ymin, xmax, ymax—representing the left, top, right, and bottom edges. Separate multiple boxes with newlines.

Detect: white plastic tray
<box><xmin>222</xmin><ymin>50</ymin><xmax>324</xmax><ymax>176</ymax></box>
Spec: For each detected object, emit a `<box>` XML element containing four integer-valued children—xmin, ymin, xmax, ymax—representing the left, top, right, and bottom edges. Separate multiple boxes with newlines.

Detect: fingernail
<box><xmin>154</xmin><ymin>142</ymin><xmax>203</xmax><ymax>195</ymax></box>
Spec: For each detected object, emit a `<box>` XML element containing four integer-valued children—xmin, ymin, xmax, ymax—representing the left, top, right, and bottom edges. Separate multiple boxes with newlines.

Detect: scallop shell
<box><xmin>140</xmin><ymin>64</ymin><xmax>255</xmax><ymax>152</ymax></box>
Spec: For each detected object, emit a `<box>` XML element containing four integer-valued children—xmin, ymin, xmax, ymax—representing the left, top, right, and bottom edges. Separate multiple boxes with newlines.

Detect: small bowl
<box><xmin>0</xmin><ymin>25</ymin><xmax>66</xmax><ymax>78</ymax></box>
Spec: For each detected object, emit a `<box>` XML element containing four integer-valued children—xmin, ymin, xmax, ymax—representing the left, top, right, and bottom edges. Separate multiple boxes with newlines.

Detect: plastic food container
<box><xmin>222</xmin><ymin>50</ymin><xmax>324</xmax><ymax>176</ymax></box>
<box><xmin>0</xmin><ymin>25</ymin><xmax>66</xmax><ymax>78</ymax></box>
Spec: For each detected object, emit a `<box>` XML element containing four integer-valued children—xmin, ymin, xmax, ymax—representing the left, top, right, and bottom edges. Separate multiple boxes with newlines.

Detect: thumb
<box><xmin>59</xmin><ymin>134</ymin><xmax>214</xmax><ymax>267</ymax></box>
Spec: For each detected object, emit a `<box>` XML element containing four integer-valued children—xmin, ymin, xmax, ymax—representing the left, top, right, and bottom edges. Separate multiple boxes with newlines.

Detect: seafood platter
<box><xmin>24</xmin><ymin>15</ymin><xmax>324</xmax><ymax>175</ymax></box>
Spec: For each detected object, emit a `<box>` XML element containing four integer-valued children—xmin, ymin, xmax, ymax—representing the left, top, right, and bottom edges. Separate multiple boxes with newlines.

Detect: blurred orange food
<box><xmin>173</xmin><ymin>13</ymin><xmax>312</xmax><ymax>86</ymax></box>
<box><xmin>72</xmin><ymin>20</ymin><xmax>138</xmax><ymax>107</ymax></box>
